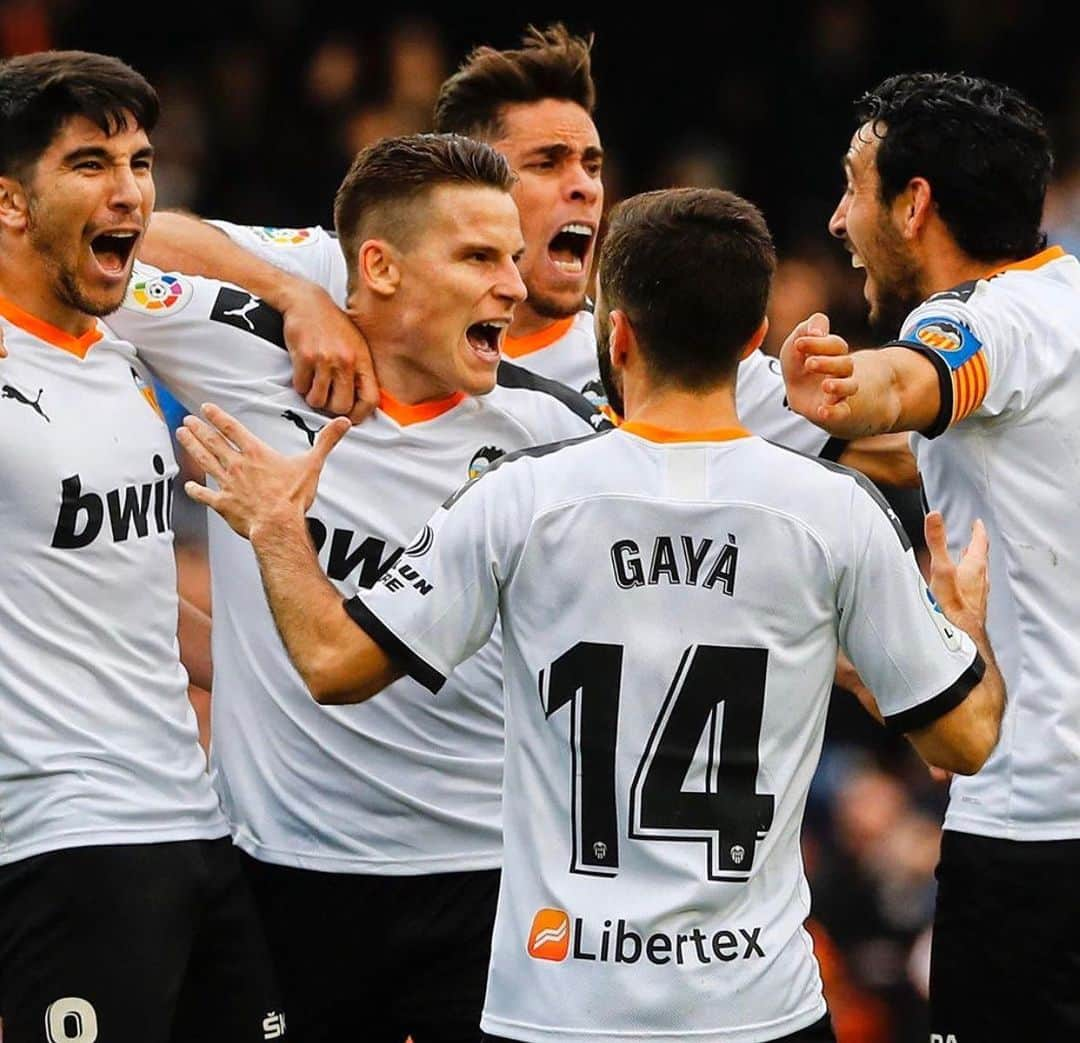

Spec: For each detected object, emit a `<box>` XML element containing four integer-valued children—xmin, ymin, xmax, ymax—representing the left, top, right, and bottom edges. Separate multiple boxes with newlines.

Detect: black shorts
<box><xmin>483</xmin><ymin>1013</ymin><xmax>835</xmax><ymax>1043</ymax></box>
<box><xmin>930</xmin><ymin>829</ymin><xmax>1080</xmax><ymax>1041</ymax></box>
<box><xmin>241</xmin><ymin>854</ymin><xmax>499</xmax><ymax>1043</ymax></box>
<box><xmin>0</xmin><ymin>837</ymin><xmax>284</xmax><ymax>1043</ymax></box>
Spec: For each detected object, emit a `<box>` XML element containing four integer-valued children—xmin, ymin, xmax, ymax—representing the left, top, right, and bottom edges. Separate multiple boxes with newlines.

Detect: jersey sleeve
<box><xmin>207</xmin><ymin>220</ymin><xmax>349</xmax><ymax>306</ymax></box>
<box><xmin>737</xmin><ymin>350</ymin><xmax>845</xmax><ymax>459</ymax></box>
<box><xmin>892</xmin><ymin>288</ymin><xmax>1034</xmax><ymax>437</ymax></box>
<box><xmin>837</xmin><ymin>478</ymin><xmax>984</xmax><ymax>732</ymax></box>
<box><xmin>343</xmin><ymin>462</ymin><xmax>532</xmax><ymax>693</ymax></box>
<box><xmin>108</xmin><ymin>262</ymin><xmax>294</xmax><ymax>414</ymax></box>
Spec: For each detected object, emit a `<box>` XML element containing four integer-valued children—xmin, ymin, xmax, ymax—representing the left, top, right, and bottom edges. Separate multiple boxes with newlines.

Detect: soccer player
<box><xmin>179</xmin><ymin>186</ymin><xmax>1005</xmax><ymax>1043</ymax></box>
<box><xmin>780</xmin><ymin>72</ymin><xmax>1080</xmax><ymax>1040</ymax></box>
<box><xmin>0</xmin><ymin>51</ymin><xmax>282</xmax><ymax>1042</ymax></box>
<box><xmin>137</xmin><ymin>25</ymin><xmax>913</xmax><ymax>485</ymax></box>
<box><xmin>106</xmin><ymin>133</ymin><xmax>604</xmax><ymax>1043</ymax></box>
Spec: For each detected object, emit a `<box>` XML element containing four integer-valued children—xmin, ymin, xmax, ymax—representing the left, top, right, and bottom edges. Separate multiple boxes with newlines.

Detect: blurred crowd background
<box><xmin>4</xmin><ymin>3</ymin><xmax>1077</xmax><ymax>1040</ymax></box>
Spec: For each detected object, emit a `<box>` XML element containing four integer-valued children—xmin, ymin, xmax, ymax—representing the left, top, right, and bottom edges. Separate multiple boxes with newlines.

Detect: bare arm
<box><xmin>141</xmin><ymin>211</ymin><xmax>378</xmax><ymax>421</ymax></box>
<box><xmin>781</xmin><ymin>313</ymin><xmax>941</xmax><ymax>439</ymax></box>
<box><xmin>904</xmin><ymin>512</ymin><xmax>1005</xmax><ymax>775</ymax></box>
<box><xmin>177</xmin><ymin>403</ymin><xmax>402</xmax><ymax>704</ymax></box>
<box><xmin>836</xmin><ymin>432</ymin><xmax>919</xmax><ymax>488</ymax></box>
<box><xmin>178</xmin><ymin>594</ymin><xmax>213</xmax><ymax>692</ymax></box>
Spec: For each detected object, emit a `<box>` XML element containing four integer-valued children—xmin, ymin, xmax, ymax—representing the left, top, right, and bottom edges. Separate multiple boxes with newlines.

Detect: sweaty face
<box><xmin>492</xmin><ymin>99</ymin><xmax>603</xmax><ymax>324</ymax></box>
<box><xmin>390</xmin><ymin>184</ymin><xmax>527</xmax><ymax>397</ymax></box>
<box><xmin>829</xmin><ymin>124</ymin><xmax>923</xmax><ymax>338</ymax></box>
<box><xmin>23</xmin><ymin>113</ymin><xmax>154</xmax><ymax>321</ymax></box>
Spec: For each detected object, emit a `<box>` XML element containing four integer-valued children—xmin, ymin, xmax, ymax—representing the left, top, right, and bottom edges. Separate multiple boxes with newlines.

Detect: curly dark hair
<box><xmin>856</xmin><ymin>72</ymin><xmax>1052</xmax><ymax>261</ymax></box>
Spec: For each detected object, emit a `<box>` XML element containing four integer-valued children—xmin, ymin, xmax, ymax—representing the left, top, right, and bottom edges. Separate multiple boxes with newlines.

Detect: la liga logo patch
<box><xmin>253</xmin><ymin>227</ymin><xmax>313</xmax><ymax>247</ymax></box>
<box><xmin>127</xmin><ymin>272</ymin><xmax>191</xmax><ymax>313</ymax></box>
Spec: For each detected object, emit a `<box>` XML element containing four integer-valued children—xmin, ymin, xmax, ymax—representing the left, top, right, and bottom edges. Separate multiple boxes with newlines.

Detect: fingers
<box><xmin>183</xmin><ymin>478</ymin><xmax>220</xmax><ymax>510</ymax></box>
<box><xmin>795</xmin><ymin>333</ymin><xmax>849</xmax><ymax>358</ymax></box>
<box><xmin>291</xmin><ymin>356</ymin><xmax>315</xmax><ymax>399</ymax></box>
<box><xmin>965</xmin><ymin>518</ymin><xmax>989</xmax><ymax>564</ymax></box>
<box><xmin>821</xmin><ymin>376</ymin><xmax>859</xmax><ymax>401</ymax></box>
<box><xmin>349</xmin><ymin>365</ymin><xmax>380</xmax><ymax>424</ymax></box>
<box><xmin>306</xmin><ymin>366</ymin><xmax>332</xmax><ymax>411</ymax></box>
<box><xmin>312</xmin><ymin>416</ymin><xmax>351</xmax><ymax>464</ymax></box>
<box><xmin>806</xmin><ymin>312</ymin><xmax>830</xmax><ymax>337</ymax></box>
<box><xmin>176</xmin><ymin>424</ymin><xmax>227</xmax><ymax>481</ymax></box>
<box><xmin>924</xmin><ymin>511</ymin><xmax>951</xmax><ymax>565</ymax></box>
<box><xmin>0</xmin><ymin>327</ymin><xmax>7</xmax><ymax>358</ymax></box>
<box><xmin>200</xmin><ymin>403</ymin><xmax>261</xmax><ymax>453</ymax></box>
<box><xmin>326</xmin><ymin>372</ymin><xmax>357</xmax><ymax>417</ymax></box>
<box><xmin>805</xmin><ymin>354</ymin><xmax>854</xmax><ymax>377</ymax></box>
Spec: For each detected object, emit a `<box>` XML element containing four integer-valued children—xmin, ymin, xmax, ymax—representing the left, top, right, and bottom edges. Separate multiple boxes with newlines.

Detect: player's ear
<box><xmin>358</xmin><ymin>239</ymin><xmax>400</xmax><ymax>298</ymax></box>
<box><xmin>898</xmin><ymin>176</ymin><xmax>933</xmax><ymax>240</ymax></box>
<box><xmin>0</xmin><ymin>177</ymin><xmax>30</xmax><ymax>231</ymax></box>
<box><xmin>740</xmin><ymin>317</ymin><xmax>769</xmax><ymax>359</ymax></box>
<box><xmin>608</xmin><ymin>309</ymin><xmax>635</xmax><ymax>371</ymax></box>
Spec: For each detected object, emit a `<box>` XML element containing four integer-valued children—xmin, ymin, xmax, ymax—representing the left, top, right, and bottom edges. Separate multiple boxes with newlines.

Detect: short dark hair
<box><xmin>333</xmin><ymin>133</ymin><xmax>514</xmax><ymax>291</ymax></box>
<box><xmin>856</xmin><ymin>72</ymin><xmax>1052</xmax><ymax>261</ymax></box>
<box><xmin>0</xmin><ymin>50</ymin><xmax>158</xmax><ymax>179</ymax></box>
<box><xmin>434</xmin><ymin>23</ymin><xmax>595</xmax><ymax>140</ymax></box>
<box><xmin>599</xmin><ymin>188</ymin><xmax>776</xmax><ymax>388</ymax></box>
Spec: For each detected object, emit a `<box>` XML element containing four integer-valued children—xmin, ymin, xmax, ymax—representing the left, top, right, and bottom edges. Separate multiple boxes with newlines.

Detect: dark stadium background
<box><xmin>4</xmin><ymin>4</ymin><xmax>1076</xmax><ymax>1041</ymax></box>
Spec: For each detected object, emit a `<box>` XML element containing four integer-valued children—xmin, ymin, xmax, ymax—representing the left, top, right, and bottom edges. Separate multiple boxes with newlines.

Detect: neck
<box><xmin>0</xmin><ymin>253</ymin><xmax>96</xmax><ymax>338</ymax></box>
<box><xmin>917</xmin><ymin>226</ymin><xmax>1019</xmax><ymax>299</ymax></box>
<box><xmin>621</xmin><ymin>379</ymin><xmax>741</xmax><ymax>433</ymax></box>
<box><xmin>509</xmin><ymin>301</ymin><xmax>566</xmax><ymax>339</ymax></box>
<box><xmin>371</xmin><ymin>350</ymin><xmax>460</xmax><ymax>405</ymax></box>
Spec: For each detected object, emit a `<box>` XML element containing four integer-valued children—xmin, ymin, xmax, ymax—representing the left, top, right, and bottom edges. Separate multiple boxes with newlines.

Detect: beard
<box><xmin>593</xmin><ymin>303</ymin><xmax>625</xmax><ymax>419</ymax></box>
<box><xmin>27</xmin><ymin>200</ymin><xmax>128</xmax><ymax>319</ymax></box>
<box><xmin>526</xmin><ymin>283</ymin><xmax>589</xmax><ymax>321</ymax></box>
<box><xmin>864</xmin><ymin>221</ymin><xmax>924</xmax><ymax>340</ymax></box>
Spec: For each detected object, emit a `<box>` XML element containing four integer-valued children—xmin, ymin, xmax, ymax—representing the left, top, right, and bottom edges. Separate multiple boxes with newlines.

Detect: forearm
<box><xmin>249</xmin><ymin>512</ymin><xmax>400</xmax><ymax>704</ymax></box>
<box><xmin>178</xmin><ymin>595</ymin><xmax>213</xmax><ymax>692</ymax></box>
<box><xmin>142</xmin><ymin>210</ymin><xmax>311</xmax><ymax>312</ymax></box>
<box><xmin>837</xmin><ymin>432</ymin><xmax>919</xmax><ymax>488</ymax></box>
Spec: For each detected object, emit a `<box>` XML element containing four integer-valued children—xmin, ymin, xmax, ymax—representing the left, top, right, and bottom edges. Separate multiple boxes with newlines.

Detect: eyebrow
<box><xmin>63</xmin><ymin>144</ymin><xmax>156</xmax><ymax>165</ymax></box>
<box><xmin>525</xmin><ymin>143</ymin><xmax>604</xmax><ymax>163</ymax></box>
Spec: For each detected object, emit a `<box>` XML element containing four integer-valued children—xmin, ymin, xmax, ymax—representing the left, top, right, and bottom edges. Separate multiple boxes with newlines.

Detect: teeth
<box><xmin>559</xmin><ymin>223</ymin><xmax>593</xmax><ymax>237</ymax></box>
<box><xmin>851</xmin><ymin>254</ymin><xmax>865</xmax><ymax>269</ymax></box>
<box><xmin>553</xmin><ymin>258</ymin><xmax>584</xmax><ymax>274</ymax></box>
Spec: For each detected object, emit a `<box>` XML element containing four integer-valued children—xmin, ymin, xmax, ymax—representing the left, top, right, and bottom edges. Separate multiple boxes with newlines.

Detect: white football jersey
<box><xmin>107</xmin><ymin>263</ymin><xmax>603</xmax><ymax>874</ymax></box>
<box><xmin>0</xmin><ymin>297</ymin><xmax>227</xmax><ymax>867</ymax></box>
<box><xmin>898</xmin><ymin>246</ymin><xmax>1080</xmax><ymax>840</ymax></box>
<box><xmin>205</xmin><ymin>221</ymin><xmax>840</xmax><ymax>458</ymax></box>
<box><xmin>353</xmin><ymin>424</ymin><xmax>982</xmax><ymax>1042</ymax></box>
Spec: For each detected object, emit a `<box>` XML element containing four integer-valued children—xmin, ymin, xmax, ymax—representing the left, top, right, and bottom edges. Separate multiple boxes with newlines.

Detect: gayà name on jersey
<box><xmin>610</xmin><ymin>533</ymin><xmax>739</xmax><ymax>594</ymax></box>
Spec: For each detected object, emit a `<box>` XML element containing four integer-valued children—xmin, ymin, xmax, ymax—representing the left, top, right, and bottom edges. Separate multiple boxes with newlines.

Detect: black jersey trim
<box><xmin>819</xmin><ymin>436</ymin><xmax>849</xmax><ymax>462</ymax></box>
<box><xmin>496</xmin><ymin>359</ymin><xmax>610</xmax><ymax>430</ymax></box>
<box><xmin>442</xmin><ymin>427</ymin><xmax>614</xmax><ymax>509</ymax></box>
<box><xmin>209</xmin><ymin>286</ymin><xmax>287</xmax><ymax>350</ymax></box>
<box><xmin>883</xmin><ymin>339</ymin><xmax>953</xmax><ymax>439</ymax></box>
<box><xmin>766</xmin><ymin>440</ymin><xmax>912</xmax><ymax>551</ymax></box>
<box><xmin>925</xmin><ymin>279</ymin><xmax>979</xmax><ymax>304</ymax></box>
<box><xmin>884</xmin><ymin>652</ymin><xmax>985</xmax><ymax>734</ymax></box>
<box><xmin>342</xmin><ymin>596</ymin><xmax>446</xmax><ymax>694</ymax></box>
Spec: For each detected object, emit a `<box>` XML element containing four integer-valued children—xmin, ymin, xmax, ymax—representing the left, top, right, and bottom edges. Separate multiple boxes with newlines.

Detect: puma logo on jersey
<box><xmin>210</xmin><ymin>286</ymin><xmax>285</xmax><ymax>347</ymax></box>
<box><xmin>528</xmin><ymin>908</ymin><xmax>571</xmax><ymax>961</ymax></box>
<box><xmin>2</xmin><ymin>383</ymin><xmax>49</xmax><ymax>422</ymax></box>
<box><xmin>611</xmin><ymin>534</ymin><xmax>739</xmax><ymax>595</ymax></box>
<box><xmin>51</xmin><ymin>454</ymin><xmax>173</xmax><ymax>549</ymax></box>
<box><xmin>283</xmin><ymin>409</ymin><xmax>323</xmax><ymax>446</ymax></box>
<box><xmin>468</xmin><ymin>445</ymin><xmax>504</xmax><ymax>480</ymax></box>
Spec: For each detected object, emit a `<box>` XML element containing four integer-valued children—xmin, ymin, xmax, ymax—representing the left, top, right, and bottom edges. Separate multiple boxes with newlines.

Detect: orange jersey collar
<box><xmin>378</xmin><ymin>388</ymin><xmax>466</xmax><ymax>426</ymax></box>
<box><xmin>0</xmin><ymin>295</ymin><xmax>102</xmax><ymax>359</ymax></box>
<box><xmin>620</xmin><ymin>419</ymin><xmax>752</xmax><ymax>443</ymax></box>
<box><xmin>502</xmin><ymin>316</ymin><xmax>575</xmax><ymax>358</ymax></box>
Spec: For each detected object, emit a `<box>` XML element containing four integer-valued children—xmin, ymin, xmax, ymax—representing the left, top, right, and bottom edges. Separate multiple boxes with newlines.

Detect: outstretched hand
<box><xmin>177</xmin><ymin>403</ymin><xmax>350</xmax><ymax>540</ymax></box>
<box><xmin>924</xmin><ymin>511</ymin><xmax>990</xmax><ymax>637</ymax></box>
<box><xmin>779</xmin><ymin>312</ymin><xmax>858</xmax><ymax>427</ymax></box>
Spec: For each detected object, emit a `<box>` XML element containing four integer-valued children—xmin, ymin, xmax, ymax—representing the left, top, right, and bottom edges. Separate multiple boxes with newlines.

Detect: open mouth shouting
<box><xmin>466</xmin><ymin>319</ymin><xmax>510</xmax><ymax>363</ymax></box>
<box><xmin>90</xmin><ymin>228</ymin><xmax>140</xmax><ymax>279</ymax></box>
<box><xmin>548</xmin><ymin>222</ymin><xmax>595</xmax><ymax>277</ymax></box>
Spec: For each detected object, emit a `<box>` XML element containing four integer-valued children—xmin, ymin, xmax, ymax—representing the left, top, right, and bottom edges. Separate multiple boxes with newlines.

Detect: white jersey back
<box><xmin>108</xmin><ymin>263</ymin><xmax>603</xmax><ymax>873</ymax></box>
<box><xmin>0</xmin><ymin>298</ymin><xmax>226</xmax><ymax>866</ymax></box>
<box><xmin>205</xmin><ymin>221</ymin><xmax>838</xmax><ymax>457</ymax></box>
<box><xmin>355</xmin><ymin>425</ymin><xmax>981</xmax><ymax>1042</ymax></box>
<box><xmin>899</xmin><ymin>246</ymin><xmax>1080</xmax><ymax>840</ymax></box>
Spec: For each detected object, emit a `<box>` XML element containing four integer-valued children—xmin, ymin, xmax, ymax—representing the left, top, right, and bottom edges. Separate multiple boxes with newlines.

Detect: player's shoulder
<box><xmin>488</xmin><ymin>360</ymin><xmax>610</xmax><ymax>436</ymax></box>
<box><xmin>121</xmin><ymin>262</ymin><xmax>286</xmax><ymax>348</ymax></box>
<box><xmin>756</xmin><ymin>440</ymin><xmax>911</xmax><ymax>550</ymax></box>
<box><xmin>443</xmin><ymin>426</ymin><xmax>614</xmax><ymax>510</ymax></box>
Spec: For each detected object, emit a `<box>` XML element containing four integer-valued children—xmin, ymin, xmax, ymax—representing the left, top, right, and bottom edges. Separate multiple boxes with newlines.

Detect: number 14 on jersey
<box><xmin>539</xmin><ymin>642</ymin><xmax>775</xmax><ymax>882</ymax></box>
